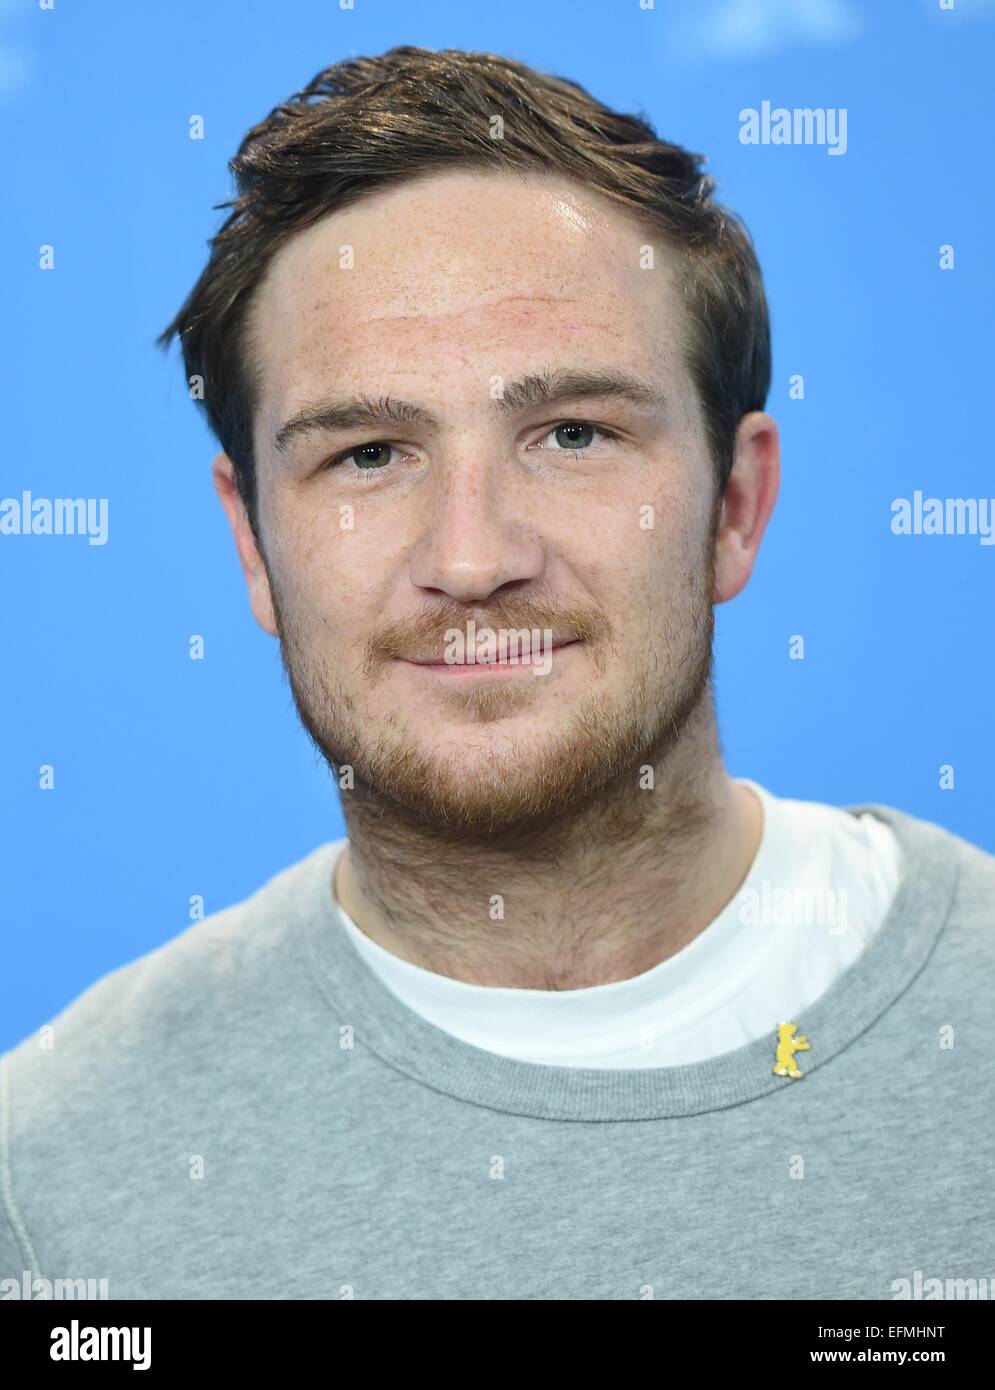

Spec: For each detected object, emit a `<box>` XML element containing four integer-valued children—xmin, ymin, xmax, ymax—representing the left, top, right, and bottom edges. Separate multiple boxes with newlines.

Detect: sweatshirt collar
<box><xmin>298</xmin><ymin>803</ymin><xmax>960</xmax><ymax>1121</ymax></box>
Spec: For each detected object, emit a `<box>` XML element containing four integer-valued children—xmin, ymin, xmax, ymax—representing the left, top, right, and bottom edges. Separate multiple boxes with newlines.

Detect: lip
<box><xmin>400</xmin><ymin>639</ymin><xmax>580</xmax><ymax>676</ymax></box>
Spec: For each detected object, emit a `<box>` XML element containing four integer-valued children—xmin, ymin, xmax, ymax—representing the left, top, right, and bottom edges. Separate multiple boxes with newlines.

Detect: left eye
<box><xmin>534</xmin><ymin>422</ymin><xmax>612</xmax><ymax>452</ymax></box>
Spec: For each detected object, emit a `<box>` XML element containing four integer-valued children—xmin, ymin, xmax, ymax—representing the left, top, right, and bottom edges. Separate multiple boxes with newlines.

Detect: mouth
<box><xmin>400</xmin><ymin>638</ymin><xmax>580</xmax><ymax>677</ymax></box>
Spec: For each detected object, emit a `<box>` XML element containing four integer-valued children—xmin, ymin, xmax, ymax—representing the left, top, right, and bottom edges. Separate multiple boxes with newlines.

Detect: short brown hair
<box><xmin>157</xmin><ymin>45</ymin><xmax>771</xmax><ymax>537</ymax></box>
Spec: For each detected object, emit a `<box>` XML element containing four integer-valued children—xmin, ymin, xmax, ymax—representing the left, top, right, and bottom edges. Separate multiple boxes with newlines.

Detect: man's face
<box><xmin>236</xmin><ymin>168</ymin><xmax>721</xmax><ymax>836</ymax></box>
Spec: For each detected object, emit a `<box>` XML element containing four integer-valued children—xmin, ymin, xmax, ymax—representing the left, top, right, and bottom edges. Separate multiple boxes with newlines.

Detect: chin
<box><xmin>383</xmin><ymin>730</ymin><xmax>637</xmax><ymax>838</ymax></box>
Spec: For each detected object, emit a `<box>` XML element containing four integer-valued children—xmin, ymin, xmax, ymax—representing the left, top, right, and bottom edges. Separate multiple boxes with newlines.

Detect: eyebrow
<box><xmin>272</xmin><ymin>368</ymin><xmax>667</xmax><ymax>455</ymax></box>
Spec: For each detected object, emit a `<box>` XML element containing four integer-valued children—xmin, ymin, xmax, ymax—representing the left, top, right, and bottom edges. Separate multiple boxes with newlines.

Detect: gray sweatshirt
<box><xmin>2</xmin><ymin>802</ymin><xmax>993</xmax><ymax>1301</ymax></box>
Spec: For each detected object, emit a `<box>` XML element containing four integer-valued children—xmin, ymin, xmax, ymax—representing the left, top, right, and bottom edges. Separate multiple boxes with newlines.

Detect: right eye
<box><xmin>323</xmin><ymin>441</ymin><xmax>398</xmax><ymax>472</ymax></box>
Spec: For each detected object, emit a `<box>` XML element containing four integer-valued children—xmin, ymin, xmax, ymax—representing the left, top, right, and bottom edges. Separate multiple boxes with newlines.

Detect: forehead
<box><xmin>246</xmin><ymin>168</ymin><xmax>689</xmax><ymax>437</ymax></box>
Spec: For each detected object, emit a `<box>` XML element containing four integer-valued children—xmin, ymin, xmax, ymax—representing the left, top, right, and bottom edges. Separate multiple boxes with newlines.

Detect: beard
<box><xmin>268</xmin><ymin>530</ymin><xmax>718</xmax><ymax>849</ymax></box>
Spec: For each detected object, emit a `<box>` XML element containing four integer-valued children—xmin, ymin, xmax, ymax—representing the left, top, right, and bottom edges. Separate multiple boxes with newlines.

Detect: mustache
<box><xmin>365</xmin><ymin>598</ymin><xmax>611</xmax><ymax>669</ymax></box>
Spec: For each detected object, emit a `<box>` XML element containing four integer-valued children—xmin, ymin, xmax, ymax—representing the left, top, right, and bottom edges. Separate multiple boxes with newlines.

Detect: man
<box><xmin>2</xmin><ymin>47</ymin><xmax>992</xmax><ymax>1302</ymax></box>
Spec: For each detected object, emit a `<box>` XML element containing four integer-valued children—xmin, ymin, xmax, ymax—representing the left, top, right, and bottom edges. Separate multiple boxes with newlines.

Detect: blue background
<box><xmin>2</xmin><ymin>0</ymin><xmax>993</xmax><ymax>1051</ymax></box>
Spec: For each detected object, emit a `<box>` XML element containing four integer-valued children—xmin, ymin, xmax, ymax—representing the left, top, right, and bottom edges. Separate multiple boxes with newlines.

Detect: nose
<box><xmin>407</xmin><ymin>454</ymin><xmax>546</xmax><ymax>602</ymax></box>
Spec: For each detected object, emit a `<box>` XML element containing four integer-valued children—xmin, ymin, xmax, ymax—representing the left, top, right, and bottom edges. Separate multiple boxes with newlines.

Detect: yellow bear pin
<box><xmin>772</xmin><ymin>1021</ymin><xmax>811</xmax><ymax>1079</ymax></box>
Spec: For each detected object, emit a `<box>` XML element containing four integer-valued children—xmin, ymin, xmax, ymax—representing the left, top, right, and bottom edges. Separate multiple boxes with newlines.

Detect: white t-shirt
<box><xmin>330</xmin><ymin>780</ymin><xmax>903</xmax><ymax>1067</ymax></box>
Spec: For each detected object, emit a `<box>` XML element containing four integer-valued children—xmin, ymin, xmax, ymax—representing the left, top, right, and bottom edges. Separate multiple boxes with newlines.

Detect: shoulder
<box><xmin>922</xmin><ymin>812</ymin><xmax>995</xmax><ymax>956</ymax></box>
<box><xmin>0</xmin><ymin>839</ymin><xmax>345</xmax><ymax>1279</ymax></box>
<box><xmin>868</xmin><ymin>802</ymin><xmax>995</xmax><ymax>898</ymax></box>
<box><xmin>0</xmin><ymin>839</ymin><xmax>341</xmax><ymax>1148</ymax></box>
<box><xmin>941</xmin><ymin>818</ymin><xmax>995</xmax><ymax>904</ymax></box>
<box><xmin>852</xmin><ymin>801</ymin><xmax>995</xmax><ymax>966</ymax></box>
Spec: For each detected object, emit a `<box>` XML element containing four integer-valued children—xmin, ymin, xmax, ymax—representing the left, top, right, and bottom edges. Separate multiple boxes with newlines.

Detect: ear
<box><xmin>211</xmin><ymin>452</ymin><xmax>278</xmax><ymax>637</ymax></box>
<box><xmin>712</xmin><ymin>411</ymin><xmax>780</xmax><ymax>604</ymax></box>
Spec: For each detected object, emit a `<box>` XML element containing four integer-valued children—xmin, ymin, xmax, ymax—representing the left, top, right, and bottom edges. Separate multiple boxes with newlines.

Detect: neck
<box><xmin>332</xmin><ymin>696</ymin><xmax>763</xmax><ymax>989</ymax></box>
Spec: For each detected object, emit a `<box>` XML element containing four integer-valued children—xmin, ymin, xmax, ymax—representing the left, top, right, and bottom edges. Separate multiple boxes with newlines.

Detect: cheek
<box><xmin>280</xmin><ymin>544</ymin><xmax>404</xmax><ymax>672</ymax></box>
<box><xmin>616</xmin><ymin>528</ymin><xmax>709</xmax><ymax>652</ymax></box>
<box><xmin>603</xmin><ymin>504</ymin><xmax>700</xmax><ymax>593</ymax></box>
<box><xmin>265</xmin><ymin>493</ymin><xmax>353</xmax><ymax>604</ymax></box>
